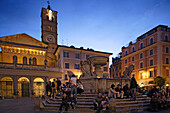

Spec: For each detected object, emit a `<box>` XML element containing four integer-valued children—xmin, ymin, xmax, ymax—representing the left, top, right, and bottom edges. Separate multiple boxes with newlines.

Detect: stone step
<box><xmin>55</xmin><ymin>96</ymin><xmax>94</xmax><ymax>99</ymax></box>
<box><xmin>51</xmin><ymin>98</ymin><xmax>93</xmax><ymax>102</ymax></box>
<box><xmin>40</xmin><ymin>106</ymin><xmax>96</xmax><ymax>113</ymax></box>
<box><xmin>116</xmin><ymin>103</ymin><xmax>150</xmax><ymax>109</ymax></box>
<box><xmin>77</xmin><ymin>94</ymin><xmax>97</xmax><ymax>97</ymax></box>
<box><xmin>47</xmin><ymin>100</ymin><xmax>93</xmax><ymax>105</ymax></box>
<box><xmin>116</xmin><ymin>100</ymin><xmax>150</xmax><ymax>105</ymax></box>
<box><xmin>115</xmin><ymin>97</ymin><xmax>150</xmax><ymax>102</ymax></box>
<box><xmin>43</xmin><ymin>101</ymin><xmax>94</xmax><ymax>109</ymax></box>
<box><xmin>116</xmin><ymin>106</ymin><xmax>149</xmax><ymax>113</ymax></box>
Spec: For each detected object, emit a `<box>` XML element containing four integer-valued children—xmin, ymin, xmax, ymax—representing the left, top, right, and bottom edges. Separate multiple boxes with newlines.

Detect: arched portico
<box><xmin>18</xmin><ymin>77</ymin><xmax>30</xmax><ymax>97</ymax></box>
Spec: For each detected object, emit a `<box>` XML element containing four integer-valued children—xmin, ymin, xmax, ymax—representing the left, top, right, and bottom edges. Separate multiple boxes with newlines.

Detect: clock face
<box><xmin>46</xmin><ymin>35</ymin><xmax>54</xmax><ymax>42</ymax></box>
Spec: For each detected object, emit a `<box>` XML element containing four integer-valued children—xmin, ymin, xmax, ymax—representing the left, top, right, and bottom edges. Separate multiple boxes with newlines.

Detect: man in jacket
<box><xmin>130</xmin><ymin>74</ymin><xmax>137</xmax><ymax>101</ymax></box>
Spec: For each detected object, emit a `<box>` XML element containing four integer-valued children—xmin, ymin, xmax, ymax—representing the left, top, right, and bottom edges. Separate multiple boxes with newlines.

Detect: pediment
<box><xmin>0</xmin><ymin>33</ymin><xmax>47</xmax><ymax>47</ymax></box>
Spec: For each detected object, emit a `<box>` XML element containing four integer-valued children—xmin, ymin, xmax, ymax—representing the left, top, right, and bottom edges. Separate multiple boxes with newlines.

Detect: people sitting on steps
<box><xmin>115</xmin><ymin>84</ymin><xmax>124</xmax><ymax>99</ymax></box>
<box><xmin>108</xmin><ymin>84</ymin><xmax>120</xmax><ymax>99</ymax></box>
<box><xmin>68</xmin><ymin>94</ymin><xmax>77</xmax><ymax>109</ymax></box>
<box><xmin>77</xmin><ymin>81</ymin><xmax>84</xmax><ymax>95</ymax></box>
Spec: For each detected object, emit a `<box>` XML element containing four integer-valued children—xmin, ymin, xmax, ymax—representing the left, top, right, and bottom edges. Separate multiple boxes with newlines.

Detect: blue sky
<box><xmin>0</xmin><ymin>0</ymin><xmax>170</xmax><ymax>60</ymax></box>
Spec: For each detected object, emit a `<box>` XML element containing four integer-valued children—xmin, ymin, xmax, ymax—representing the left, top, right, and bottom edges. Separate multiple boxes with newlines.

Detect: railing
<box><xmin>0</xmin><ymin>62</ymin><xmax>46</xmax><ymax>71</ymax></box>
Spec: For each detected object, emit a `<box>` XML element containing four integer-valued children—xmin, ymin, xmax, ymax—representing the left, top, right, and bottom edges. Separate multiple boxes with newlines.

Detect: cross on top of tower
<box><xmin>47</xmin><ymin>0</ymin><xmax>51</xmax><ymax>10</ymax></box>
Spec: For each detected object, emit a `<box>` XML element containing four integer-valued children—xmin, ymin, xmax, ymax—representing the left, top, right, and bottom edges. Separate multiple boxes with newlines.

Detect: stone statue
<box><xmin>80</xmin><ymin>60</ymin><xmax>93</xmax><ymax>77</ymax></box>
<box><xmin>123</xmin><ymin>64</ymin><xmax>134</xmax><ymax>78</ymax></box>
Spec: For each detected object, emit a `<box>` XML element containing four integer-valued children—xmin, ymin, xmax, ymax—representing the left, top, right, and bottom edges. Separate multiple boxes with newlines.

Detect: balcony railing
<box><xmin>0</xmin><ymin>62</ymin><xmax>46</xmax><ymax>71</ymax></box>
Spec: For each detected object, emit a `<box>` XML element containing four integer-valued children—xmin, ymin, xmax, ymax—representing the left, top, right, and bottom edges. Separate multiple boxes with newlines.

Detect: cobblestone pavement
<box><xmin>0</xmin><ymin>98</ymin><xmax>170</xmax><ymax>113</ymax></box>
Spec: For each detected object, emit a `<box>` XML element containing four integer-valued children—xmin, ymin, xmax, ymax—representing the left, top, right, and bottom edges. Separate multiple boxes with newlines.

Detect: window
<box><xmin>150</xmin><ymin>38</ymin><xmax>154</xmax><ymax>45</ymax></box>
<box><xmin>166</xmin><ymin>58</ymin><xmax>169</xmax><ymax>64</ymax></box>
<box><xmin>140</xmin><ymin>62</ymin><xmax>143</xmax><ymax>68</ymax></box>
<box><xmin>125</xmin><ymin>59</ymin><xmax>127</xmax><ymax>64</ymax></box>
<box><xmin>125</xmin><ymin>50</ymin><xmax>128</xmax><ymax>55</ymax></box>
<box><xmin>140</xmin><ymin>53</ymin><xmax>143</xmax><ymax>59</ymax></box>
<box><xmin>140</xmin><ymin>43</ymin><xmax>143</xmax><ymax>49</ymax></box>
<box><xmin>48</xmin><ymin>26</ymin><xmax>52</xmax><ymax>31</ymax></box>
<box><xmin>23</xmin><ymin>57</ymin><xmax>27</xmax><ymax>65</ymax></box>
<box><xmin>13</xmin><ymin>55</ymin><xmax>17</xmax><ymax>64</ymax></box>
<box><xmin>150</xmin><ymin>71</ymin><xmax>153</xmax><ymax>77</ymax></box>
<box><xmin>64</xmin><ymin>52</ymin><xmax>69</xmax><ymax>58</ymax></box>
<box><xmin>104</xmin><ymin>67</ymin><xmax>108</xmax><ymax>72</ymax></box>
<box><xmin>75</xmin><ymin>53</ymin><xmax>80</xmax><ymax>59</ymax></box>
<box><xmin>166</xmin><ymin>47</ymin><xmax>169</xmax><ymax>53</ymax></box>
<box><xmin>150</xmin><ymin>49</ymin><xmax>153</xmax><ymax>55</ymax></box>
<box><xmin>86</xmin><ymin>55</ymin><xmax>90</xmax><ymax>59</ymax></box>
<box><xmin>65</xmin><ymin>63</ymin><xmax>69</xmax><ymax>69</ymax></box>
<box><xmin>132</xmin><ymin>47</ymin><xmax>135</xmax><ymax>52</ymax></box>
<box><xmin>132</xmin><ymin>56</ymin><xmax>135</xmax><ymax>62</ymax></box>
<box><xmin>33</xmin><ymin>57</ymin><xmax>37</xmax><ymax>65</ymax></box>
<box><xmin>75</xmin><ymin>64</ymin><xmax>80</xmax><ymax>69</ymax></box>
<box><xmin>150</xmin><ymin>59</ymin><xmax>153</xmax><ymax>66</ymax></box>
<box><xmin>165</xmin><ymin>35</ymin><xmax>168</xmax><ymax>42</ymax></box>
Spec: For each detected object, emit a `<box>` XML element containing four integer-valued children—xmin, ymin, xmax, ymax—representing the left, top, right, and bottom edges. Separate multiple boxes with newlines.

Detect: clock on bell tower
<box><xmin>41</xmin><ymin>3</ymin><xmax>58</xmax><ymax>45</ymax></box>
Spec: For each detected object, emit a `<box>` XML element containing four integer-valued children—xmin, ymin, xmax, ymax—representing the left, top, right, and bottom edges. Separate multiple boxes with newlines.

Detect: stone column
<box><xmin>13</xmin><ymin>76</ymin><xmax>18</xmax><ymax>95</ymax></box>
<box><xmin>29</xmin><ymin>76</ymin><xmax>34</xmax><ymax>97</ymax></box>
<box><xmin>44</xmin><ymin>77</ymin><xmax>47</xmax><ymax>95</ymax></box>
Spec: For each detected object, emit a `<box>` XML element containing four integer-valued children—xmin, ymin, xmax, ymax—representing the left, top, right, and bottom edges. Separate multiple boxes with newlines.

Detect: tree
<box><xmin>153</xmin><ymin>76</ymin><xmax>166</xmax><ymax>88</ymax></box>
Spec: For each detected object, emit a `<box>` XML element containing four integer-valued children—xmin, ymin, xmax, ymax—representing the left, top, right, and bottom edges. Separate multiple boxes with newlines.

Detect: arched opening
<box><xmin>33</xmin><ymin>77</ymin><xmax>44</xmax><ymax>97</ymax></box>
<box><xmin>0</xmin><ymin>77</ymin><xmax>13</xmax><ymax>98</ymax></box>
<box><xmin>49</xmin><ymin>78</ymin><xmax>56</xmax><ymax>82</ymax></box>
<box><xmin>18</xmin><ymin>77</ymin><xmax>29</xmax><ymax>97</ymax></box>
<box><xmin>33</xmin><ymin>57</ymin><xmax>37</xmax><ymax>65</ymax></box>
<box><xmin>23</xmin><ymin>57</ymin><xmax>27</xmax><ymax>65</ymax></box>
<box><xmin>13</xmin><ymin>55</ymin><xmax>17</xmax><ymax>64</ymax></box>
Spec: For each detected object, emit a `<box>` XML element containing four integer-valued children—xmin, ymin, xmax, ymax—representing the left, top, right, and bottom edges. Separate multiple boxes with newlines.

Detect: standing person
<box><xmin>59</xmin><ymin>93</ymin><xmax>68</xmax><ymax>113</ymax></box>
<box><xmin>52</xmin><ymin>79</ymin><xmax>57</xmax><ymax>98</ymax></box>
<box><xmin>130</xmin><ymin>74</ymin><xmax>137</xmax><ymax>101</ymax></box>
<box><xmin>70</xmin><ymin>75</ymin><xmax>77</xmax><ymax>99</ymax></box>
<box><xmin>93</xmin><ymin>92</ymin><xmax>103</xmax><ymax>113</ymax></box>
<box><xmin>77</xmin><ymin>81</ymin><xmax>84</xmax><ymax>94</ymax></box>
<box><xmin>56</xmin><ymin>78</ymin><xmax>61</xmax><ymax>95</ymax></box>
<box><xmin>46</xmin><ymin>82</ymin><xmax>51</xmax><ymax>99</ymax></box>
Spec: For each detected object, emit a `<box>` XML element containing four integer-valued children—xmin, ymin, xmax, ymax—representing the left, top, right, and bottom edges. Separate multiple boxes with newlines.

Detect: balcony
<box><xmin>0</xmin><ymin>62</ymin><xmax>46</xmax><ymax>71</ymax></box>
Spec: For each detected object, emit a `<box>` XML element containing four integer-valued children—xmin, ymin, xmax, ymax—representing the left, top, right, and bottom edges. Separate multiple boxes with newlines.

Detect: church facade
<box><xmin>0</xmin><ymin>6</ymin><xmax>112</xmax><ymax>98</ymax></box>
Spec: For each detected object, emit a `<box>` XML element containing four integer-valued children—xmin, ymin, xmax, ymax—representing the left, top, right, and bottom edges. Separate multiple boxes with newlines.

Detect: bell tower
<box><xmin>41</xmin><ymin>1</ymin><xmax>58</xmax><ymax>67</ymax></box>
<box><xmin>41</xmin><ymin>2</ymin><xmax>58</xmax><ymax>45</ymax></box>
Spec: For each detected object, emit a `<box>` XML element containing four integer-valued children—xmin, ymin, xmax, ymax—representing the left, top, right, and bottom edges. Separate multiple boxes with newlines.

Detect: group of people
<box><xmin>45</xmin><ymin>75</ymin><xmax>84</xmax><ymax>112</ymax></box>
<box><xmin>148</xmin><ymin>86</ymin><xmax>169</xmax><ymax>111</ymax></box>
<box><xmin>93</xmin><ymin>92</ymin><xmax>109</xmax><ymax>113</ymax></box>
<box><xmin>108</xmin><ymin>74</ymin><xmax>138</xmax><ymax>101</ymax></box>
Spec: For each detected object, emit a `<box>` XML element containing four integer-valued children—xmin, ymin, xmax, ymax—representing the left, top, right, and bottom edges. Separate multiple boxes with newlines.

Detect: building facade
<box><xmin>110</xmin><ymin>53</ymin><xmax>122</xmax><ymax>78</ymax></box>
<box><xmin>121</xmin><ymin>25</ymin><xmax>170</xmax><ymax>86</ymax></box>
<box><xmin>0</xmin><ymin>5</ymin><xmax>111</xmax><ymax>98</ymax></box>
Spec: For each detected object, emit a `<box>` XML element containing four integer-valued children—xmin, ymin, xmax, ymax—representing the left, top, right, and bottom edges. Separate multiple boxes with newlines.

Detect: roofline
<box><xmin>0</xmin><ymin>33</ymin><xmax>48</xmax><ymax>46</ymax></box>
<box><xmin>0</xmin><ymin>40</ymin><xmax>47</xmax><ymax>49</ymax></box>
<box><xmin>54</xmin><ymin>45</ymin><xmax>112</xmax><ymax>55</ymax></box>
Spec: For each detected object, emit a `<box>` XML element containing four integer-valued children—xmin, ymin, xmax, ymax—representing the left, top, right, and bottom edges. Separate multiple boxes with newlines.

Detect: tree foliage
<box><xmin>153</xmin><ymin>76</ymin><xmax>166</xmax><ymax>88</ymax></box>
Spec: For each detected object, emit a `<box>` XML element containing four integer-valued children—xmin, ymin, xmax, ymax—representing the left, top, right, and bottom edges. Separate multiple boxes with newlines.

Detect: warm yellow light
<box><xmin>49</xmin><ymin>10</ymin><xmax>52</xmax><ymax>21</ymax></box>
<box><xmin>166</xmin><ymin>84</ymin><xmax>169</xmax><ymax>87</ymax></box>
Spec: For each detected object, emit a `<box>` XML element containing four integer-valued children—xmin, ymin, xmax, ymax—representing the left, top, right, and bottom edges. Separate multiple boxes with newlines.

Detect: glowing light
<box><xmin>49</xmin><ymin>10</ymin><xmax>52</xmax><ymax>21</ymax></box>
<box><xmin>166</xmin><ymin>84</ymin><xmax>169</xmax><ymax>87</ymax></box>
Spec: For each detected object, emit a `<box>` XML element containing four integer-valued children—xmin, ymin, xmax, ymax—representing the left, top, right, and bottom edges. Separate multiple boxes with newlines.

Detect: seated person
<box><xmin>93</xmin><ymin>92</ymin><xmax>103</xmax><ymax>112</ymax></box>
<box><xmin>115</xmin><ymin>84</ymin><xmax>124</xmax><ymax>99</ymax></box>
<box><xmin>150</xmin><ymin>93</ymin><xmax>158</xmax><ymax>111</ymax></box>
<box><xmin>108</xmin><ymin>84</ymin><xmax>119</xmax><ymax>98</ymax></box>
<box><xmin>101</xmin><ymin>94</ymin><xmax>109</xmax><ymax>111</ymax></box>
<box><xmin>123</xmin><ymin>84</ymin><xmax>130</xmax><ymax>98</ymax></box>
<box><xmin>68</xmin><ymin>94</ymin><xmax>77</xmax><ymax>109</ymax></box>
<box><xmin>77</xmin><ymin>81</ymin><xmax>84</xmax><ymax>94</ymax></box>
<box><xmin>64</xmin><ymin>83</ymin><xmax>71</xmax><ymax>96</ymax></box>
<box><xmin>59</xmin><ymin>93</ymin><xmax>68</xmax><ymax>113</ymax></box>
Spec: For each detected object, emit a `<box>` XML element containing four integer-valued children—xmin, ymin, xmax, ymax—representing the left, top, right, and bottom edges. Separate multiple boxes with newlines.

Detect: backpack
<box><xmin>52</xmin><ymin>82</ymin><xmax>55</xmax><ymax>87</ymax></box>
